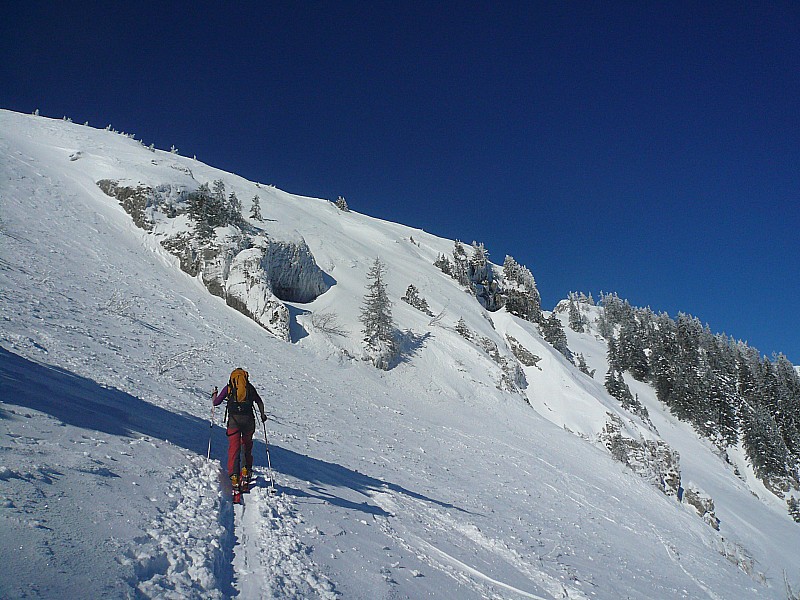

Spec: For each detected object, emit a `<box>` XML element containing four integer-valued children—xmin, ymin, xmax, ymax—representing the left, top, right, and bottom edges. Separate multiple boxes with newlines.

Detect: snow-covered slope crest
<box><xmin>2</xmin><ymin>110</ymin><xmax>799</xmax><ymax>598</ymax></box>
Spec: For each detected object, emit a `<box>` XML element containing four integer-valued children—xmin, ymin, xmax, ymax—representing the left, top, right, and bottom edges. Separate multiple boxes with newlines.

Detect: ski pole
<box><xmin>207</xmin><ymin>386</ymin><xmax>217</xmax><ymax>461</ymax></box>
<box><xmin>262</xmin><ymin>417</ymin><xmax>276</xmax><ymax>494</ymax></box>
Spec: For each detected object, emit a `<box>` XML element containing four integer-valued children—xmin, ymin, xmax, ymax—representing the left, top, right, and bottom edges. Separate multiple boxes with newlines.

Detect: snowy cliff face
<box><xmin>2</xmin><ymin>110</ymin><xmax>799</xmax><ymax>600</ymax></box>
<box><xmin>97</xmin><ymin>179</ymin><xmax>330</xmax><ymax>340</ymax></box>
<box><xmin>261</xmin><ymin>238</ymin><xmax>329</xmax><ymax>303</ymax></box>
<box><xmin>225</xmin><ymin>248</ymin><xmax>291</xmax><ymax>341</ymax></box>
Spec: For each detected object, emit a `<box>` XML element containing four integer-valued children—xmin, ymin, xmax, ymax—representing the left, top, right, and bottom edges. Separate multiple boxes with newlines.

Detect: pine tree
<box><xmin>469</xmin><ymin>242</ymin><xmax>489</xmax><ymax>284</ymax></box>
<box><xmin>605</xmin><ymin>365</ymin><xmax>634</xmax><ymax>406</ymax></box>
<box><xmin>772</xmin><ymin>354</ymin><xmax>800</xmax><ymax>457</ymax></box>
<box><xmin>250</xmin><ymin>195</ymin><xmax>263</xmax><ymax>221</ymax></box>
<box><xmin>228</xmin><ymin>191</ymin><xmax>242</xmax><ymax>224</ymax></box>
<box><xmin>401</xmin><ymin>284</ymin><xmax>434</xmax><ymax>316</ymax></box>
<box><xmin>576</xmin><ymin>353</ymin><xmax>595</xmax><ymax>378</ymax></box>
<box><xmin>605</xmin><ymin>342</ymin><xmax>649</xmax><ymax>420</ymax></box>
<box><xmin>702</xmin><ymin>335</ymin><xmax>740</xmax><ymax>446</ymax></box>
<box><xmin>187</xmin><ymin>183</ymin><xmax>214</xmax><ymax>240</ymax></box>
<box><xmin>618</xmin><ymin>316</ymin><xmax>649</xmax><ymax>381</ymax></box>
<box><xmin>597</xmin><ymin>308</ymin><xmax>614</xmax><ymax>339</ymax></box>
<box><xmin>502</xmin><ymin>255</ymin><xmax>520</xmax><ymax>280</ymax></box>
<box><xmin>360</xmin><ymin>258</ymin><xmax>396</xmax><ymax>353</ymax></box>
<box><xmin>649</xmin><ymin>313</ymin><xmax>678</xmax><ymax>405</ymax></box>
<box><xmin>455</xmin><ymin>317</ymin><xmax>472</xmax><ymax>340</ymax></box>
<box><xmin>212</xmin><ymin>179</ymin><xmax>226</xmax><ymax>203</ymax></box>
<box><xmin>434</xmin><ymin>254</ymin><xmax>452</xmax><ymax>276</ymax></box>
<box><xmin>335</xmin><ymin>196</ymin><xmax>350</xmax><ymax>212</ymax></box>
<box><xmin>452</xmin><ymin>241</ymin><xmax>471</xmax><ymax>288</ymax></box>
<box><xmin>667</xmin><ymin>313</ymin><xmax>705</xmax><ymax>422</ymax></box>
<box><xmin>469</xmin><ymin>241</ymin><xmax>501</xmax><ymax>310</ymax></box>
<box><xmin>542</xmin><ymin>313</ymin><xmax>573</xmax><ymax>363</ymax></box>
<box><xmin>500</xmin><ymin>255</ymin><xmax>542</xmax><ymax>323</ymax></box>
<box><xmin>742</xmin><ymin>402</ymin><xmax>790</xmax><ymax>479</ymax></box>
<box><xmin>568</xmin><ymin>297</ymin><xmax>585</xmax><ymax>333</ymax></box>
<box><xmin>203</xmin><ymin>179</ymin><xmax>227</xmax><ymax>228</ymax></box>
<box><xmin>788</xmin><ymin>497</ymin><xmax>800</xmax><ymax>523</ymax></box>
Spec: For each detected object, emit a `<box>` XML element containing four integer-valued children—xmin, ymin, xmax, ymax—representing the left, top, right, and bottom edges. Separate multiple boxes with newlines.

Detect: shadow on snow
<box><xmin>265</xmin><ymin>443</ymin><xmax>469</xmax><ymax>518</ymax></box>
<box><xmin>0</xmin><ymin>347</ymin><xmax>464</xmax><ymax>519</ymax></box>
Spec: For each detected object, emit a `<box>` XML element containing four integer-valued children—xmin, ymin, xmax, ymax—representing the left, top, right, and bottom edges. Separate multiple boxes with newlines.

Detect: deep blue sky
<box><xmin>3</xmin><ymin>2</ymin><xmax>798</xmax><ymax>362</ymax></box>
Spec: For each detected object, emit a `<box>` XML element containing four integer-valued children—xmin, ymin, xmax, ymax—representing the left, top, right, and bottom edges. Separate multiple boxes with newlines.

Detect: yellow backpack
<box><xmin>227</xmin><ymin>368</ymin><xmax>250</xmax><ymax>407</ymax></box>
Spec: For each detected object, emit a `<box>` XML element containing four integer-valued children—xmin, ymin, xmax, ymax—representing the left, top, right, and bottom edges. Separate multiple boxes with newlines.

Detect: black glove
<box><xmin>261</xmin><ymin>413</ymin><xmax>268</xmax><ymax>423</ymax></box>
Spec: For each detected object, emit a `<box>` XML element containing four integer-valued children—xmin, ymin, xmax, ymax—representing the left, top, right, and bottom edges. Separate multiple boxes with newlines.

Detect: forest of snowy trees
<box><xmin>595</xmin><ymin>293</ymin><xmax>800</xmax><ymax>508</ymax></box>
<box><xmin>434</xmin><ymin>241</ymin><xmax>543</xmax><ymax>326</ymax></box>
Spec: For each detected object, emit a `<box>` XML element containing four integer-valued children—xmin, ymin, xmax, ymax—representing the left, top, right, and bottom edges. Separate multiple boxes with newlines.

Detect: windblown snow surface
<box><xmin>1</xmin><ymin>110</ymin><xmax>798</xmax><ymax>599</ymax></box>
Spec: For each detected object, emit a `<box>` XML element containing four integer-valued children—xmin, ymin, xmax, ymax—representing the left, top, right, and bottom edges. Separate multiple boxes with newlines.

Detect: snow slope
<box><xmin>1</xmin><ymin>110</ymin><xmax>798</xmax><ymax>599</ymax></box>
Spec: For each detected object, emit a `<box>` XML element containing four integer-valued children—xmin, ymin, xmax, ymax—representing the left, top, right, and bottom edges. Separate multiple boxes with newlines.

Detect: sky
<box><xmin>2</xmin><ymin>1</ymin><xmax>798</xmax><ymax>363</ymax></box>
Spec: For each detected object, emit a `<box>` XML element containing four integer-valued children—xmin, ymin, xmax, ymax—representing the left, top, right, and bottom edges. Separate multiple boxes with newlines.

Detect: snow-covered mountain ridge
<box><xmin>1</xmin><ymin>110</ymin><xmax>798</xmax><ymax>599</ymax></box>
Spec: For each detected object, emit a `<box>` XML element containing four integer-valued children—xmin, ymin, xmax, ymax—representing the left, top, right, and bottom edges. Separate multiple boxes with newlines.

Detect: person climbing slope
<box><xmin>213</xmin><ymin>368</ymin><xmax>267</xmax><ymax>499</ymax></box>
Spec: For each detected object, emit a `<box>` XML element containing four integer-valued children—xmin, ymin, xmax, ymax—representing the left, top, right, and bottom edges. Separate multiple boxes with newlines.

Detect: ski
<box><xmin>242</xmin><ymin>473</ymin><xmax>277</xmax><ymax>495</ymax></box>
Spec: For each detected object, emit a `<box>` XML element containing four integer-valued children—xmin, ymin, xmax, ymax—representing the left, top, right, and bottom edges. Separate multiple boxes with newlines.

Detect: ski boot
<box><xmin>230</xmin><ymin>473</ymin><xmax>242</xmax><ymax>504</ymax></box>
<box><xmin>240</xmin><ymin>466</ymin><xmax>250</xmax><ymax>493</ymax></box>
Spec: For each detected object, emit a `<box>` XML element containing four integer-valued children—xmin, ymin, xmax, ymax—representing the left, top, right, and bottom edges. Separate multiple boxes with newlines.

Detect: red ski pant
<box><xmin>226</xmin><ymin>426</ymin><xmax>254</xmax><ymax>477</ymax></box>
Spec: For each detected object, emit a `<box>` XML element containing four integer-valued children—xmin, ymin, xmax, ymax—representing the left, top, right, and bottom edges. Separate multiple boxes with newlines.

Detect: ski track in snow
<box><xmin>370</xmin><ymin>490</ymin><xmax>587</xmax><ymax>600</ymax></box>
<box><xmin>124</xmin><ymin>459</ymin><xmax>232</xmax><ymax>599</ymax></box>
<box><xmin>233</xmin><ymin>470</ymin><xmax>337</xmax><ymax>599</ymax></box>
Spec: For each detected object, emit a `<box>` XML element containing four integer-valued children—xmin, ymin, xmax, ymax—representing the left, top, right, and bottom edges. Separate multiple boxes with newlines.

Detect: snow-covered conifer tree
<box><xmin>605</xmin><ymin>365</ymin><xmax>634</xmax><ymax>405</ymax></box>
<box><xmin>335</xmin><ymin>196</ymin><xmax>350</xmax><ymax>212</ymax></box>
<box><xmin>597</xmin><ymin>308</ymin><xmax>613</xmax><ymax>339</ymax></box>
<box><xmin>401</xmin><ymin>284</ymin><xmax>434</xmax><ymax>316</ymax></box>
<box><xmin>455</xmin><ymin>317</ymin><xmax>472</xmax><ymax>340</ymax></box>
<box><xmin>568</xmin><ymin>297</ymin><xmax>585</xmax><ymax>333</ymax></box>
<box><xmin>469</xmin><ymin>242</ymin><xmax>489</xmax><ymax>284</ymax></box>
<box><xmin>788</xmin><ymin>497</ymin><xmax>800</xmax><ymax>523</ymax></box>
<box><xmin>618</xmin><ymin>317</ymin><xmax>649</xmax><ymax>381</ymax></box>
<box><xmin>452</xmin><ymin>241</ymin><xmax>471</xmax><ymax>288</ymax></box>
<box><xmin>228</xmin><ymin>191</ymin><xmax>242</xmax><ymax>224</ymax></box>
<box><xmin>360</xmin><ymin>258</ymin><xmax>396</xmax><ymax>369</ymax></box>
<box><xmin>434</xmin><ymin>254</ymin><xmax>452</xmax><ymax>276</ymax></box>
<box><xmin>542</xmin><ymin>312</ymin><xmax>573</xmax><ymax>364</ymax></box>
<box><xmin>742</xmin><ymin>402</ymin><xmax>790</xmax><ymax>479</ymax></box>
<box><xmin>502</xmin><ymin>255</ymin><xmax>519</xmax><ymax>281</ymax></box>
<box><xmin>576</xmin><ymin>353</ymin><xmax>595</xmax><ymax>378</ymax></box>
<box><xmin>250</xmin><ymin>195</ymin><xmax>263</xmax><ymax>221</ymax></box>
<box><xmin>500</xmin><ymin>255</ymin><xmax>542</xmax><ymax>323</ymax></box>
<box><xmin>188</xmin><ymin>183</ymin><xmax>214</xmax><ymax>240</ymax></box>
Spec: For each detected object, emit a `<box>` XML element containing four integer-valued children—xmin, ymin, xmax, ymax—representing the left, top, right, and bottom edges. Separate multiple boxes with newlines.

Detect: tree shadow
<box><xmin>1</xmin><ymin>347</ymin><xmax>469</xmax><ymax>520</ymax></box>
<box><xmin>390</xmin><ymin>330</ymin><xmax>432</xmax><ymax>368</ymax></box>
